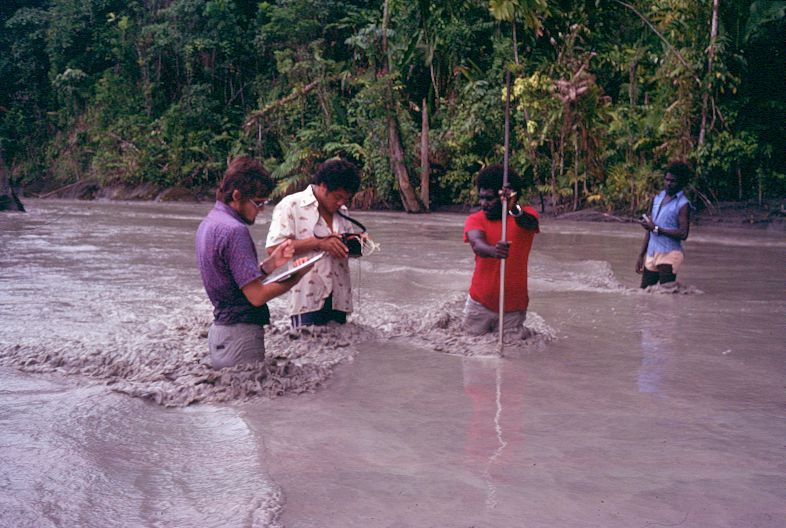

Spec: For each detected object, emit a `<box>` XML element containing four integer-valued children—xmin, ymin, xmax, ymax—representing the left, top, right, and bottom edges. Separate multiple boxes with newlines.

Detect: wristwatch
<box><xmin>653</xmin><ymin>225</ymin><xmax>660</xmax><ymax>234</ymax></box>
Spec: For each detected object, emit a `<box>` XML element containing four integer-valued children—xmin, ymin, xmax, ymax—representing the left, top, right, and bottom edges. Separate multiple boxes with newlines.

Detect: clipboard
<box><xmin>261</xmin><ymin>252</ymin><xmax>325</xmax><ymax>284</ymax></box>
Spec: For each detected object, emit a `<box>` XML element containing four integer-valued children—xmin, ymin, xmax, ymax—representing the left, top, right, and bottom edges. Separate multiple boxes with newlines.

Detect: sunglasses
<box><xmin>249</xmin><ymin>198</ymin><xmax>272</xmax><ymax>209</ymax></box>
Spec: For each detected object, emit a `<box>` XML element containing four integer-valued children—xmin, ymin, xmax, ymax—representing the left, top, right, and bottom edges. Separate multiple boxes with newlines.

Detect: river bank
<box><xmin>14</xmin><ymin>177</ymin><xmax>786</xmax><ymax>231</ymax></box>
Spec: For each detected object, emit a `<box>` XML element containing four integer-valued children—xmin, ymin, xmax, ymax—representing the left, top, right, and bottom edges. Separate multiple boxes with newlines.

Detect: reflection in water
<box><xmin>485</xmin><ymin>362</ymin><xmax>507</xmax><ymax>509</ymax></box>
<box><xmin>638</xmin><ymin>329</ymin><xmax>669</xmax><ymax>395</ymax></box>
<box><xmin>461</xmin><ymin>357</ymin><xmax>521</xmax><ymax>509</ymax></box>
<box><xmin>637</xmin><ymin>314</ymin><xmax>678</xmax><ymax>395</ymax></box>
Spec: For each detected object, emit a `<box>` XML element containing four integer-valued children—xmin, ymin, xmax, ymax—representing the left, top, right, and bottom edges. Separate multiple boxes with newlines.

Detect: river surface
<box><xmin>1</xmin><ymin>199</ymin><xmax>784</xmax><ymax>527</ymax></box>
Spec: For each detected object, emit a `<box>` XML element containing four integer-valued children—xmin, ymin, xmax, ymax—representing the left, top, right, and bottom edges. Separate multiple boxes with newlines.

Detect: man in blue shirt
<box><xmin>636</xmin><ymin>161</ymin><xmax>693</xmax><ymax>288</ymax></box>
<box><xmin>196</xmin><ymin>157</ymin><xmax>311</xmax><ymax>368</ymax></box>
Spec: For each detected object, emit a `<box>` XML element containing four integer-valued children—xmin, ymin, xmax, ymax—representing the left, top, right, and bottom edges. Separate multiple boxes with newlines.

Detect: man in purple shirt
<box><xmin>196</xmin><ymin>157</ymin><xmax>310</xmax><ymax>369</ymax></box>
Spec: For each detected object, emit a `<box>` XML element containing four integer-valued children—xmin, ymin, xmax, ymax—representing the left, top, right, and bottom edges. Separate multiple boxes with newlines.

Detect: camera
<box><xmin>341</xmin><ymin>233</ymin><xmax>363</xmax><ymax>258</ymax></box>
<box><xmin>335</xmin><ymin>210</ymin><xmax>367</xmax><ymax>258</ymax></box>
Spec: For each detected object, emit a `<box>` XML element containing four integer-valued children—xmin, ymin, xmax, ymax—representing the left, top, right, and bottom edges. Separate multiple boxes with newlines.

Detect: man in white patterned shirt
<box><xmin>265</xmin><ymin>159</ymin><xmax>361</xmax><ymax>327</ymax></box>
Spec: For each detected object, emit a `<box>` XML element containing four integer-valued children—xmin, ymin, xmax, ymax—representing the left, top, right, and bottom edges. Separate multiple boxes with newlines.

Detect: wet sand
<box><xmin>1</xmin><ymin>200</ymin><xmax>784</xmax><ymax>527</ymax></box>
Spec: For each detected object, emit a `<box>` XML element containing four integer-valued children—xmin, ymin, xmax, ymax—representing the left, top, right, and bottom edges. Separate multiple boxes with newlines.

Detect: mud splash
<box><xmin>640</xmin><ymin>282</ymin><xmax>704</xmax><ymax>295</ymax></box>
<box><xmin>368</xmin><ymin>293</ymin><xmax>556</xmax><ymax>358</ymax></box>
<box><xmin>0</xmin><ymin>310</ymin><xmax>379</xmax><ymax>407</ymax></box>
<box><xmin>530</xmin><ymin>258</ymin><xmax>633</xmax><ymax>293</ymax></box>
<box><xmin>0</xmin><ymin>293</ymin><xmax>557</xmax><ymax>406</ymax></box>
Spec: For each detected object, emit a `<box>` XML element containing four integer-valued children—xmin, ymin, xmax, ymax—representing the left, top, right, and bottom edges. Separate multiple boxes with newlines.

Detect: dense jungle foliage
<box><xmin>1</xmin><ymin>0</ymin><xmax>784</xmax><ymax>212</ymax></box>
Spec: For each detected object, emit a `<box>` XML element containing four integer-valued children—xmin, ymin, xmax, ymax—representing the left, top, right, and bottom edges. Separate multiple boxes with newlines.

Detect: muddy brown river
<box><xmin>1</xmin><ymin>199</ymin><xmax>784</xmax><ymax>527</ymax></box>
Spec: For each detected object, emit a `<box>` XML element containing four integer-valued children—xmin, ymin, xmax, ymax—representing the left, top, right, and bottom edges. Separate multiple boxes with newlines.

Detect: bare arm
<box><xmin>635</xmin><ymin>230</ymin><xmax>650</xmax><ymax>274</ymax></box>
<box><xmin>241</xmin><ymin>270</ymin><xmax>306</xmax><ymax>307</ymax></box>
<box><xmin>245</xmin><ymin>241</ymin><xmax>315</xmax><ymax>306</ymax></box>
<box><xmin>636</xmin><ymin>199</ymin><xmax>654</xmax><ymax>273</ymax></box>
<box><xmin>467</xmin><ymin>229</ymin><xmax>509</xmax><ymax>259</ymax></box>
<box><xmin>259</xmin><ymin>239</ymin><xmax>295</xmax><ymax>275</ymax></box>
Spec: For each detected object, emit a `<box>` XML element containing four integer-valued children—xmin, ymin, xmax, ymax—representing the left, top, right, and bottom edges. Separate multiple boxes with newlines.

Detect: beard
<box><xmin>241</xmin><ymin>214</ymin><xmax>256</xmax><ymax>225</ymax></box>
<box><xmin>483</xmin><ymin>206</ymin><xmax>502</xmax><ymax>221</ymax></box>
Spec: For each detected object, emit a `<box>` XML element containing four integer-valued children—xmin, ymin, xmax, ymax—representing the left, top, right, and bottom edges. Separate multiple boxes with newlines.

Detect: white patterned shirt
<box><xmin>265</xmin><ymin>185</ymin><xmax>354</xmax><ymax>316</ymax></box>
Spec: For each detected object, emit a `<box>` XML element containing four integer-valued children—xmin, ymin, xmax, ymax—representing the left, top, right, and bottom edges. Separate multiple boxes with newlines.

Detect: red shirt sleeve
<box><xmin>464</xmin><ymin>212</ymin><xmax>485</xmax><ymax>243</ymax></box>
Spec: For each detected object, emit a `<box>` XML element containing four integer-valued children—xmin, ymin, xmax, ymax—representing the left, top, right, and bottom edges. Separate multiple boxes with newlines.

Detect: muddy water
<box><xmin>1</xmin><ymin>199</ymin><xmax>784</xmax><ymax>527</ymax></box>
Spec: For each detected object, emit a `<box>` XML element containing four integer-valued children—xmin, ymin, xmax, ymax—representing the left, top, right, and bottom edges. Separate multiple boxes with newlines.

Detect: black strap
<box><xmin>313</xmin><ymin>210</ymin><xmax>367</xmax><ymax>240</ymax></box>
<box><xmin>336</xmin><ymin>210</ymin><xmax>367</xmax><ymax>233</ymax></box>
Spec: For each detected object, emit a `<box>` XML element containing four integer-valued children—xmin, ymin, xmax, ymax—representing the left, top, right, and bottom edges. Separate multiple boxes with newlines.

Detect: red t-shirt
<box><xmin>463</xmin><ymin>207</ymin><xmax>539</xmax><ymax>312</ymax></box>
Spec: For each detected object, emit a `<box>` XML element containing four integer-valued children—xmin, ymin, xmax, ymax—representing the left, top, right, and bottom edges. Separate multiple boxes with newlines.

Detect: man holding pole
<box><xmin>463</xmin><ymin>164</ymin><xmax>539</xmax><ymax>340</ymax></box>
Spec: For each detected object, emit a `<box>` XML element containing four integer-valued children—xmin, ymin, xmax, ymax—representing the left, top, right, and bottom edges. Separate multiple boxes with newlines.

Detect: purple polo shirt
<box><xmin>195</xmin><ymin>201</ymin><xmax>270</xmax><ymax>325</ymax></box>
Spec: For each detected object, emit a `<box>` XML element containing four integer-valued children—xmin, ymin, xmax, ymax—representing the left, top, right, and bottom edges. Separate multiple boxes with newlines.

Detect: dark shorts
<box><xmin>640</xmin><ymin>265</ymin><xmax>677</xmax><ymax>288</ymax></box>
<box><xmin>291</xmin><ymin>294</ymin><xmax>347</xmax><ymax>327</ymax></box>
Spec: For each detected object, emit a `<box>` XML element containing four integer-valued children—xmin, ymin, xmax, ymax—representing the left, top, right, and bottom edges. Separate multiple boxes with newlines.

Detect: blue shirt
<box><xmin>647</xmin><ymin>191</ymin><xmax>691</xmax><ymax>256</ymax></box>
<box><xmin>195</xmin><ymin>202</ymin><xmax>270</xmax><ymax>325</ymax></box>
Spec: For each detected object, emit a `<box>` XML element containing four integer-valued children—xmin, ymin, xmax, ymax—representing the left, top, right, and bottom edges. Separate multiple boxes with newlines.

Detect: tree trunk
<box><xmin>388</xmin><ymin>113</ymin><xmax>421</xmax><ymax>212</ymax></box>
<box><xmin>627</xmin><ymin>57</ymin><xmax>638</xmax><ymax>165</ymax></box>
<box><xmin>382</xmin><ymin>0</ymin><xmax>422</xmax><ymax>212</ymax></box>
<box><xmin>257</xmin><ymin>123</ymin><xmax>262</xmax><ymax>156</ymax></box>
<box><xmin>420</xmin><ymin>97</ymin><xmax>430</xmax><ymax>210</ymax></box>
<box><xmin>549</xmin><ymin>141</ymin><xmax>557</xmax><ymax>211</ymax></box>
<box><xmin>137</xmin><ymin>44</ymin><xmax>153</xmax><ymax>116</ymax></box>
<box><xmin>698</xmin><ymin>0</ymin><xmax>720</xmax><ymax>147</ymax></box>
<box><xmin>244</xmin><ymin>78</ymin><xmax>322</xmax><ymax>129</ymax></box>
<box><xmin>382</xmin><ymin>0</ymin><xmax>390</xmax><ymax>66</ymax></box>
<box><xmin>758</xmin><ymin>170</ymin><xmax>762</xmax><ymax>207</ymax></box>
<box><xmin>558</xmin><ymin>119</ymin><xmax>566</xmax><ymax>206</ymax></box>
<box><xmin>573</xmin><ymin>130</ymin><xmax>579</xmax><ymax>211</ymax></box>
<box><xmin>0</xmin><ymin>148</ymin><xmax>25</xmax><ymax>212</ymax></box>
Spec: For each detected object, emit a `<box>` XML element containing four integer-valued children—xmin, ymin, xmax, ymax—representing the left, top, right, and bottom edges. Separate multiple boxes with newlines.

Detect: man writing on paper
<box><xmin>463</xmin><ymin>164</ymin><xmax>539</xmax><ymax>339</ymax></box>
<box><xmin>196</xmin><ymin>157</ymin><xmax>312</xmax><ymax>369</ymax></box>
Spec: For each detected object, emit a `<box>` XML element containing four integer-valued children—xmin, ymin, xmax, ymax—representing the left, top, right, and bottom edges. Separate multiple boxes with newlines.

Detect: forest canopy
<box><xmin>1</xmin><ymin>0</ymin><xmax>784</xmax><ymax>213</ymax></box>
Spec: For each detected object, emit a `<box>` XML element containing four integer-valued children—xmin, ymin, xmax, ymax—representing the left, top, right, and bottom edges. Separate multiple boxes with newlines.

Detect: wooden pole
<box><xmin>421</xmin><ymin>97</ymin><xmax>430</xmax><ymax>210</ymax></box>
<box><xmin>499</xmin><ymin>70</ymin><xmax>512</xmax><ymax>354</ymax></box>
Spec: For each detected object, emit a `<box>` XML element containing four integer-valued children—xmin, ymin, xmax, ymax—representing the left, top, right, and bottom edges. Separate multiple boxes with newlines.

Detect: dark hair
<box><xmin>216</xmin><ymin>157</ymin><xmax>273</xmax><ymax>204</ymax></box>
<box><xmin>312</xmin><ymin>158</ymin><xmax>360</xmax><ymax>193</ymax></box>
<box><xmin>665</xmin><ymin>160</ymin><xmax>692</xmax><ymax>187</ymax></box>
<box><xmin>476</xmin><ymin>164</ymin><xmax>522</xmax><ymax>193</ymax></box>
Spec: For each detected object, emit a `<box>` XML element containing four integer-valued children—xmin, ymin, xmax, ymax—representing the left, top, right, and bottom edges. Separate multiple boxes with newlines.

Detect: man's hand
<box><xmin>317</xmin><ymin>235</ymin><xmax>349</xmax><ymax>259</ymax></box>
<box><xmin>467</xmin><ymin>229</ymin><xmax>511</xmax><ymax>259</ymax></box>
<box><xmin>635</xmin><ymin>254</ymin><xmax>645</xmax><ymax>274</ymax></box>
<box><xmin>262</xmin><ymin>238</ymin><xmax>295</xmax><ymax>273</ymax></box>
<box><xmin>639</xmin><ymin>216</ymin><xmax>655</xmax><ymax>232</ymax></box>
<box><xmin>495</xmin><ymin>240</ymin><xmax>510</xmax><ymax>259</ymax></box>
<box><xmin>499</xmin><ymin>186</ymin><xmax>518</xmax><ymax>211</ymax></box>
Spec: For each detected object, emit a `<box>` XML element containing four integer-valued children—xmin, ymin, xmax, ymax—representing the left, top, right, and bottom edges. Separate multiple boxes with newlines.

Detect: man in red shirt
<box><xmin>463</xmin><ymin>164</ymin><xmax>539</xmax><ymax>338</ymax></box>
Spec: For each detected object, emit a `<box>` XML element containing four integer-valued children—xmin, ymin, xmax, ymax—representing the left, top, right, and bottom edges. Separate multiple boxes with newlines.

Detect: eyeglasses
<box><xmin>250</xmin><ymin>198</ymin><xmax>271</xmax><ymax>209</ymax></box>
